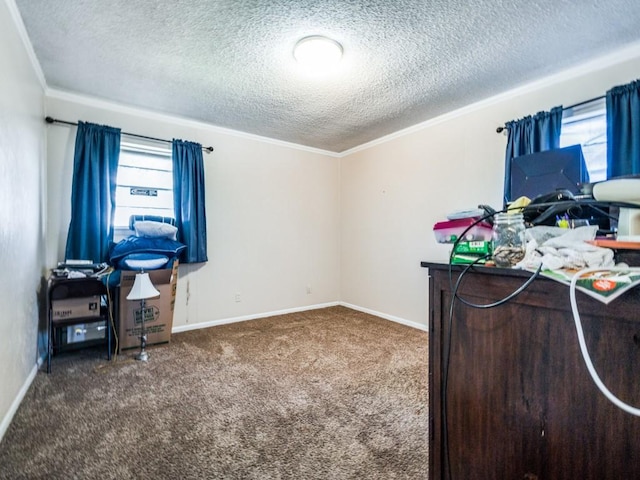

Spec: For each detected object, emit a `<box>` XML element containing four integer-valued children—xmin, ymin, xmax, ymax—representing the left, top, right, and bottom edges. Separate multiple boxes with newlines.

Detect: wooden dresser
<box><xmin>422</xmin><ymin>262</ymin><xmax>640</xmax><ymax>480</ymax></box>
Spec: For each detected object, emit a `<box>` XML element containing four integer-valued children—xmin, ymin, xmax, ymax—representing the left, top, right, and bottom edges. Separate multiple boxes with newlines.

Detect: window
<box><xmin>560</xmin><ymin>97</ymin><xmax>607</xmax><ymax>182</ymax></box>
<box><xmin>114</xmin><ymin>140</ymin><xmax>173</xmax><ymax>240</ymax></box>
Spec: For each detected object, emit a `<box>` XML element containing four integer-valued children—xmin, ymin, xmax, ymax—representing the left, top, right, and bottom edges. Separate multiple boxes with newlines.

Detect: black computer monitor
<box><xmin>508</xmin><ymin>145</ymin><xmax>589</xmax><ymax>203</ymax></box>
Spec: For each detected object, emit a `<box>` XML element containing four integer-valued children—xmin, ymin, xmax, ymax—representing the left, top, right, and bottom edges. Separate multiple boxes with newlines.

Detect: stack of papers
<box><xmin>531</xmin><ymin>268</ymin><xmax>640</xmax><ymax>304</ymax></box>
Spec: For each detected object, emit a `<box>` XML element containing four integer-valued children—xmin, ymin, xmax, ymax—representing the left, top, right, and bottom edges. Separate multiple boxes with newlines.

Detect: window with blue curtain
<box><xmin>606</xmin><ymin>79</ymin><xmax>640</xmax><ymax>178</ymax></box>
<box><xmin>172</xmin><ymin>139</ymin><xmax>208</xmax><ymax>263</ymax></box>
<box><xmin>65</xmin><ymin>123</ymin><xmax>209</xmax><ymax>266</ymax></box>
<box><xmin>502</xmin><ymin>106</ymin><xmax>563</xmax><ymax>204</ymax></box>
<box><xmin>65</xmin><ymin>121</ymin><xmax>121</xmax><ymax>263</ymax></box>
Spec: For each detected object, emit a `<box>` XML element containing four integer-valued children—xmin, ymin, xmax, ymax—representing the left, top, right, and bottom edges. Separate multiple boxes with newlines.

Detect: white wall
<box><xmin>340</xmin><ymin>48</ymin><xmax>640</xmax><ymax>327</ymax></box>
<box><xmin>45</xmin><ymin>46</ymin><xmax>640</xmax><ymax>334</ymax></box>
<box><xmin>0</xmin><ymin>0</ymin><xmax>46</xmax><ymax>439</ymax></box>
<box><xmin>45</xmin><ymin>95</ymin><xmax>342</xmax><ymax>329</ymax></box>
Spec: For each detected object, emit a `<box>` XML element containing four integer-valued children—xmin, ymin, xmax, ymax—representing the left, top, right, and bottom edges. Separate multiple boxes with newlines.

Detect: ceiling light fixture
<box><xmin>293</xmin><ymin>35</ymin><xmax>343</xmax><ymax>71</ymax></box>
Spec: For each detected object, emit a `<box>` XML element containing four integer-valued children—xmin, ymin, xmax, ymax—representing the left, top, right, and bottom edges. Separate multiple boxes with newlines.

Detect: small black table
<box><xmin>47</xmin><ymin>275</ymin><xmax>114</xmax><ymax>373</ymax></box>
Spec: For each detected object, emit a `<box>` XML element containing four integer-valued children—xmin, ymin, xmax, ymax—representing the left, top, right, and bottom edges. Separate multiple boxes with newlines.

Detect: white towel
<box><xmin>516</xmin><ymin>226</ymin><xmax>615</xmax><ymax>271</ymax></box>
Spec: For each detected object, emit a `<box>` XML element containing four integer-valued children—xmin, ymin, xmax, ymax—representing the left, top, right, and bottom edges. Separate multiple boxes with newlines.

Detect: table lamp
<box><xmin>126</xmin><ymin>272</ymin><xmax>160</xmax><ymax>362</ymax></box>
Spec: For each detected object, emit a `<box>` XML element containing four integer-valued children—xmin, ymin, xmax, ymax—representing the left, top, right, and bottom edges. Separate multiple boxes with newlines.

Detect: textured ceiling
<box><xmin>14</xmin><ymin>0</ymin><xmax>640</xmax><ymax>153</ymax></box>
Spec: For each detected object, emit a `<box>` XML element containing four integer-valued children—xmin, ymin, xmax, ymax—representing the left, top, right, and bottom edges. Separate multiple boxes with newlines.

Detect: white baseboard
<box><xmin>172</xmin><ymin>301</ymin><xmax>341</xmax><ymax>333</ymax></box>
<box><xmin>172</xmin><ymin>301</ymin><xmax>427</xmax><ymax>333</ymax></box>
<box><xmin>338</xmin><ymin>302</ymin><xmax>428</xmax><ymax>331</ymax></box>
<box><xmin>0</xmin><ymin>363</ymin><xmax>38</xmax><ymax>443</ymax></box>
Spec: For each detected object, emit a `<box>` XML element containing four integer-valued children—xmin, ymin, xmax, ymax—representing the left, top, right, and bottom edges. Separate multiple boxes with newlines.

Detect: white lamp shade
<box><xmin>126</xmin><ymin>272</ymin><xmax>160</xmax><ymax>300</ymax></box>
<box><xmin>592</xmin><ymin>178</ymin><xmax>640</xmax><ymax>205</ymax></box>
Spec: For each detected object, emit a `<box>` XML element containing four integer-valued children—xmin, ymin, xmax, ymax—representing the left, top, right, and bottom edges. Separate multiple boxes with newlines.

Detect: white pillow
<box><xmin>134</xmin><ymin>220</ymin><xmax>178</xmax><ymax>240</ymax></box>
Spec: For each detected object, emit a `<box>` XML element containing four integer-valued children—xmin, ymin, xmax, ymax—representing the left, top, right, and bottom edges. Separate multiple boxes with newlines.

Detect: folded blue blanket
<box><xmin>108</xmin><ymin>236</ymin><xmax>186</xmax><ymax>269</ymax></box>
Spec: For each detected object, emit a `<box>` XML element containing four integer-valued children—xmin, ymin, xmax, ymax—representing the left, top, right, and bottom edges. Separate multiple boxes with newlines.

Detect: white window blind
<box><xmin>114</xmin><ymin>140</ymin><xmax>174</xmax><ymax>235</ymax></box>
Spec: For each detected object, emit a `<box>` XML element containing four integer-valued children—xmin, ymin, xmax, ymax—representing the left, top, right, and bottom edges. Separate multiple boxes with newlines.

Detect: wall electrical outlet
<box><xmin>235</xmin><ymin>293</ymin><xmax>241</xmax><ymax>303</ymax></box>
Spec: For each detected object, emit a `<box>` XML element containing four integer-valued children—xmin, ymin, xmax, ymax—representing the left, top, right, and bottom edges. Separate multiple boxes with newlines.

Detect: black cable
<box><xmin>442</xmin><ymin>208</ymin><xmax>543</xmax><ymax>480</ymax></box>
<box><xmin>522</xmin><ymin>198</ymin><xmax>637</xmax><ymax>225</ymax></box>
<box><xmin>442</xmin><ymin>255</ymin><xmax>487</xmax><ymax>480</ymax></box>
<box><xmin>443</xmin><ymin>259</ymin><xmax>542</xmax><ymax>480</ymax></box>
<box><xmin>446</xmin><ymin>209</ymin><xmax>505</xmax><ymax>293</ymax></box>
<box><xmin>454</xmin><ymin>263</ymin><xmax>542</xmax><ymax>309</ymax></box>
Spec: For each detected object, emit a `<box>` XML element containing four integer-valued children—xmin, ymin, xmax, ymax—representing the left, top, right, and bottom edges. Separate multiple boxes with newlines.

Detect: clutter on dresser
<box><xmin>52</xmin><ymin>260</ymin><xmax>111</xmax><ymax>278</ymax></box>
<box><xmin>433</xmin><ymin>208</ymin><xmax>494</xmax><ymax>265</ymax></box>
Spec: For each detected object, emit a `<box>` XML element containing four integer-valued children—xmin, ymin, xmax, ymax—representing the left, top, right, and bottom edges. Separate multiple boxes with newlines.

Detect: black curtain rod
<box><xmin>495</xmin><ymin>94</ymin><xmax>606</xmax><ymax>134</ymax></box>
<box><xmin>44</xmin><ymin>116</ymin><xmax>214</xmax><ymax>153</ymax></box>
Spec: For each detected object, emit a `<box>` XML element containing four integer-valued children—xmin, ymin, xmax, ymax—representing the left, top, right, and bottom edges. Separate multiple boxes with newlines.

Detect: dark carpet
<box><xmin>0</xmin><ymin>306</ymin><xmax>428</xmax><ymax>479</ymax></box>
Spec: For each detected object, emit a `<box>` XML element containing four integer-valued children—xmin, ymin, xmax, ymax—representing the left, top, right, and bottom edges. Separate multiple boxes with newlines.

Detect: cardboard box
<box><xmin>118</xmin><ymin>261</ymin><xmax>178</xmax><ymax>352</ymax></box>
<box><xmin>52</xmin><ymin>296</ymin><xmax>101</xmax><ymax>321</ymax></box>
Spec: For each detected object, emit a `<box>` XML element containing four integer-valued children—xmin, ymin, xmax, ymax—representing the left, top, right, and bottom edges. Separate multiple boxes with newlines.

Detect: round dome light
<box><xmin>293</xmin><ymin>36</ymin><xmax>343</xmax><ymax>71</ymax></box>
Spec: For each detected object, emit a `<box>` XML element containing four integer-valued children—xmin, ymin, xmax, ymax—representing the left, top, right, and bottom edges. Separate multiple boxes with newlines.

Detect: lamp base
<box><xmin>136</xmin><ymin>330</ymin><xmax>149</xmax><ymax>362</ymax></box>
<box><xmin>135</xmin><ymin>350</ymin><xmax>149</xmax><ymax>362</ymax></box>
<box><xmin>616</xmin><ymin>207</ymin><xmax>640</xmax><ymax>242</ymax></box>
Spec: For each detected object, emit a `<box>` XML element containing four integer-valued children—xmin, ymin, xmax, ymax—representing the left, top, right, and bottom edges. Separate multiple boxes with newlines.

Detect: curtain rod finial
<box><xmin>45</xmin><ymin>116</ymin><xmax>54</xmax><ymax>124</ymax></box>
<box><xmin>496</xmin><ymin>126</ymin><xmax>505</xmax><ymax>133</ymax></box>
<box><xmin>204</xmin><ymin>146</ymin><xmax>214</xmax><ymax>154</ymax></box>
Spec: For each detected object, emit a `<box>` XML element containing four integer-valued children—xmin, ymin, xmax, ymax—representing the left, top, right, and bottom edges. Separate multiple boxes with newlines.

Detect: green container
<box><xmin>454</xmin><ymin>241</ymin><xmax>492</xmax><ymax>255</ymax></box>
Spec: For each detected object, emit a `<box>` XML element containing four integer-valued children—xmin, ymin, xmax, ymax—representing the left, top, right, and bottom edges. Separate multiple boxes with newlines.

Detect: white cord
<box><xmin>569</xmin><ymin>266</ymin><xmax>640</xmax><ymax>416</ymax></box>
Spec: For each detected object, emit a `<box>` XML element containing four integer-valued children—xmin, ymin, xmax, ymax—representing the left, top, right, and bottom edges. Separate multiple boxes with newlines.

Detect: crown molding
<box><xmin>341</xmin><ymin>40</ymin><xmax>640</xmax><ymax>157</ymax></box>
<box><xmin>5</xmin><ymin>0</ymin><xmax>46</xmax><ymax>89</ymax></box>
<box><xmin>45</xmin><ymin>88</ymin><xmax>341</xmax><ymax>158</ymax></box>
